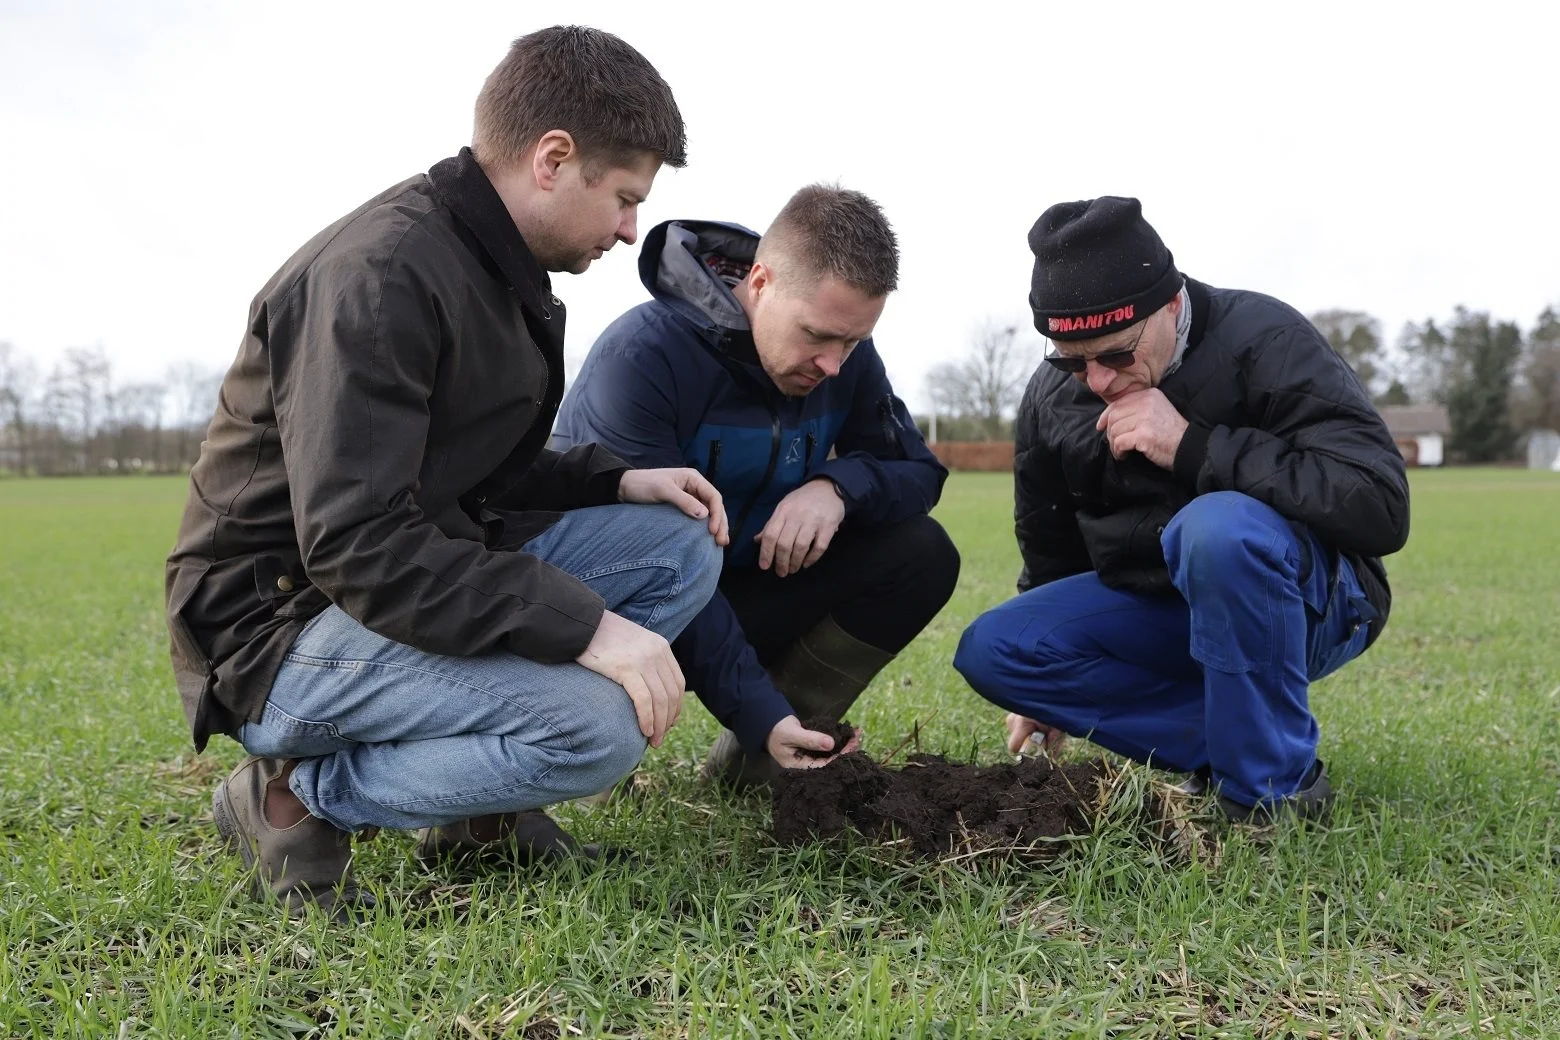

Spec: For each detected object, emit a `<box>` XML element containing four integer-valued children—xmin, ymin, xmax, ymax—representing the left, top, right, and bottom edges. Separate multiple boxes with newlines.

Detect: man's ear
<box><xmin>530</xmin><ymin>130</ymin><xmax>578</xmax><ymax>191</ymax></box>
<box><xmin>748</xmin><ymin>260</ymin><xmax>775</xmax><ymax>300</ymax></box>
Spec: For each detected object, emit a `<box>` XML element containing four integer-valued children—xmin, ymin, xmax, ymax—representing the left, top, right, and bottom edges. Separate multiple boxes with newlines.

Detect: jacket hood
<box><xmin>638</xmin><ymin>219</ymin><xmax>760</xmax><ymax>336</ymax></box>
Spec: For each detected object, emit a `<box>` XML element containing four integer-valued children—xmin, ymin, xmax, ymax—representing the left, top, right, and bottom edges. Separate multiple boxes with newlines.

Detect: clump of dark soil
<box><xmin>772</xmin><ymin>751</ymin><xmax>1106</xmax><ymax>859</ymax></box>
<box><xmin>796</xmin><ymin>715</ymin><xmax>857</xmax><ymax>759</ymax></box>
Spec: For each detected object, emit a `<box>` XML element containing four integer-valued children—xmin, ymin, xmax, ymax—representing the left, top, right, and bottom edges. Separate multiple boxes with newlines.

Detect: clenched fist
<box><xmin>1096</xmin><ymin>388</ymin><xmax>1188</xmax><ymax>470</ymax></box>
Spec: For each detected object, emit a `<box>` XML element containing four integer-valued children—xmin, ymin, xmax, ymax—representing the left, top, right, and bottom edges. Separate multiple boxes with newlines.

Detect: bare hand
<box><xmin>576</xmin><ymin>610</ymin><xmax>685</xmax><ymax>748</ymax></box>
<box><xmin>1095</xmin><ymin>388</ymin><xmax>1189</xmax><ymax>470</ymax></box>
<box><xmin>1005</xmin><ymin>712</ymin><xmax>1065</xmax><ymax>757</ymax></box>
<box><xmin>618</xmin><ymin>468</ymin><xmax>729</xmax><ymax>546</ymax></box>
<box><xmin>754</xmin><ymin>479</ymin><xmax>845</xmax><ymax>577</ymax></box>
<box><xmin>767</xmin><ymin>714</ymin><xmax>862</xmax><ymax>769</ymax></box>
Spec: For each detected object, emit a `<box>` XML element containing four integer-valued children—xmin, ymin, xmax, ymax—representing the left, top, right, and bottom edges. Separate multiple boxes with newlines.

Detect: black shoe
<box><xmin>1217</xmin><ymin>760</ymin><xmax>1334</xmax><ymax>824</ymax></box>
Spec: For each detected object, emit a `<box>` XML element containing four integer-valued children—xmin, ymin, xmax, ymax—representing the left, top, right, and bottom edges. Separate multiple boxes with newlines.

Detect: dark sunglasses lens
<box><xmin>1045</xmin><ymin>349</ymin><xmax>1135</xmax><ymax>373</ymax></box>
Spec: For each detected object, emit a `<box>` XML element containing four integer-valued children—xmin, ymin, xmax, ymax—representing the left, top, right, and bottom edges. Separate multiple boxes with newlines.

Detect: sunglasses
<box><xmin>1044</xmin><ymin>320</ymin><xmax>1147</xmax><ymax>374</ymax></box>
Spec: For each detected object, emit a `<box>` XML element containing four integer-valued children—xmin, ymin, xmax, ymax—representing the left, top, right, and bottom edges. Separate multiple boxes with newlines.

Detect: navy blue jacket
<box><xmin>551</xmin><ymin>219</ymin><xmax>947</xmax><ymax>752</ymax></box>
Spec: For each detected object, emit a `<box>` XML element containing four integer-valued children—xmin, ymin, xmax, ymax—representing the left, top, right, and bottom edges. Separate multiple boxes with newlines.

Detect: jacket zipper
<box><xmin>804</xmin><ymin>432</ymin><xmax>816</xmax><ymax>474</ymax></box>
<box><xmin>729</xmin><ymin>406</ymin><xmax>782</xmax><ymax>549</ymax></box>
<box><xmin>706</xmin><ymin>439</ymin><xmax>722</xmax><ymax>482</ymax></box>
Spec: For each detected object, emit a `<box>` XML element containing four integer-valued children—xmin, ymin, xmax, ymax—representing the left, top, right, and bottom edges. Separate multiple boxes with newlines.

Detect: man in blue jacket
<box><xmin>553</xmin><ymin>185</ymin><xmax>959</xmax><ymax>782</ymax></box>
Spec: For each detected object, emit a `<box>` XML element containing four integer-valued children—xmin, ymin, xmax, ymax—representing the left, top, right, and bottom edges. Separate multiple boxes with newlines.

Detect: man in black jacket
<box><xmin>168</xmin><ymin>27</ymin><xmax>730</xmax><ymax>917</ymax></box>
<box><xmin>954</xmin><ymin>197</ymin><xmax>1409</xmax><ymax>822</ymax></box>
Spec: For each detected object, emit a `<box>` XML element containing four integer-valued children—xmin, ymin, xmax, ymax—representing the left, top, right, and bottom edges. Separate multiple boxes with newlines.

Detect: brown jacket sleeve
<box><xmin>269</xmin><ymin>239</ymin><xmax>603</xmax><ymax>663</ymax></box>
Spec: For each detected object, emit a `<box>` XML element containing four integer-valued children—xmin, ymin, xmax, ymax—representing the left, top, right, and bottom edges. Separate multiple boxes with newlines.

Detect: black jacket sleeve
<box><xmin>500</xmin><ymin>444</ymin><xmax>630</xmax><ymax>512</ymax></box>
<box><xmin>271</xmin><ymin>240</ymin><xmax>605</xmax><ymax>663</ymax></box>
<box><xmin>813</xmin><ymin>344</ymin><xmax>948</xmax><ymax>527</ymax></box>
<box><xmin>1014</xmin><ymin>371</ymin><xmax>1092</xmax><ymax>592</ymax></box>
<box><xmin>1171</xmin><ymin>321</ymin><xmax>1410</xmax><ymax>557</ymax></box>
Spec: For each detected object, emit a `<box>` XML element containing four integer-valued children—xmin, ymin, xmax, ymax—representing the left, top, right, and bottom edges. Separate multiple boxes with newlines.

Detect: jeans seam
<box><xmin>262</xmin><ymin>701</ymin><xmax>346</xmax><ymax>740</ymax></box>
<box><xmin>274</xmin><ymin>657</ymin><xmax>580</xmax><ymax>755</ymax></box>
<box><xmin>321</xmin><ymin>764</ymin><xmax>567</xmax><ymax>813</ymax></box>
<box><xmin>282</xmin><ymin>655</ymin><xmax>365</xmax><ymax>670</ymax></box>
<box><xmin>572</xmin><ymin>556</ymin><xmax>682</xmax><ymax>582</ymax></box>
<box><xmin>572</xmin><ymin>558</ymin><xmax>685</xmax><ymax>629</ymax></box>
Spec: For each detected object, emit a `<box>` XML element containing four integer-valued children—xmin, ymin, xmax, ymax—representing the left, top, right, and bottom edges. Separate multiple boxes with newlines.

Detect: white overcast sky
<box><xmin>2</xmin><ymin>0</ymin><xmax>1556</xmax><ymax>410</ymax></box>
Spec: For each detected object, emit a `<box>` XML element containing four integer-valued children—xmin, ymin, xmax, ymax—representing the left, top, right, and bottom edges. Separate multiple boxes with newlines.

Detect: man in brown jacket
<box><xmin>166</xmin><ymin>27</ymin><xmax>733</xmax><ymax>918</ymax></box>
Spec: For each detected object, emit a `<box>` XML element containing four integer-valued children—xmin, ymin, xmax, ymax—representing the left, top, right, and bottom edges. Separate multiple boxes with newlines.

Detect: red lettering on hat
<box><xmin>1046</xmin><ymin>304</ymin><xmax>1138</xmax><ymax>335</ymax></box>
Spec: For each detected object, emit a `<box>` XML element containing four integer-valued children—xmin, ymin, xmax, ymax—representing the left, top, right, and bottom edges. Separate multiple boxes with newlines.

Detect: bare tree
<box><xmin>46</xmin><ymin>345</ymin><xmax>114</xmax><ymax>472</ymax></box>
<box><xmin>924</xmin><ymin>321</ymin><xmax>1037</xmax><ymax>441</ymax></box>
<box><xmin>1515</xmin><ymin>306</ymin><xmax>1560</xmax><ymax>433</ymax></box>
<box><xmin>166</xmin><ymin>360</ymin><xmax>223</xmax><ymax>470</ymax></box>
<box><xmin>1309</xmin><ymin>309</ymin><xmax>1385</xmax><ymax>394</ymax></box>
<box><xmin>0</xmin><ymin>342</ymin><xmax>40</xmax><ymax>474</ymax></box>
<box><xmin>114</xmin><ymin>381</ymin><xmax>169</xmax><ymax>471</ymax></box>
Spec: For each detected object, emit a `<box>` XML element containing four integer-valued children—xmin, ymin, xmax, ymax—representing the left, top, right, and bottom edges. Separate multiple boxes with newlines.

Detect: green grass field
<box><xmin>1</xmin><ymin>470</ymin><xmax>1557</xmax><ymax>1038</ymax></box>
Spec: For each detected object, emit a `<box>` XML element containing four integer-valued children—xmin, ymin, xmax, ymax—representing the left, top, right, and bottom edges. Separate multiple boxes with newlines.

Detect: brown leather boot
<box><xmin>211</xmin><ymin>756</ymin><xmax>373</xmax><ymax>920</ymax></box>
<box><xmin>701</xmin><ymin>615</ymin><xmax>893</xmax><ymax>791</ymax></box>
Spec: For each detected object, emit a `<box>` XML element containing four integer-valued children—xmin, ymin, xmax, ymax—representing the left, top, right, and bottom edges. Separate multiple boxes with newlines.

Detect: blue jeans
<box><xmin>954</xmin><ymin>492</ymin><xmax>1375</xmax><ymax>809</ymax></box>
<box><xmin>238</xmin><ymin>504</ymin><xmax>722</xmax><ymax>832</ymax></box>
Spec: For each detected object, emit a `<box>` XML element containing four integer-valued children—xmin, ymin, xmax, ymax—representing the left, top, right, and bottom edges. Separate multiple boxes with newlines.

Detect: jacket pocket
<box><xmin>253</xmin><ymin>553</ymin><xmax>311</xmax><ymax>617</ymax></box>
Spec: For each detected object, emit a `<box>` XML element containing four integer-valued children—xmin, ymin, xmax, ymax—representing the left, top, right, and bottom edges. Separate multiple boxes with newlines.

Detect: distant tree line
<box><xmin>8</xmin><ymin>299</ymin><xmax>1558</xmax><ymax>474</ymax></box>
<box><xmin>920</xmin><ymin>304</ymin><xmax>1560</xmax><ymax>462</ymax></box>
<box><xmin>0</xmin><ymin>342</ymin><xmax>222</xmax><ymax>477</ymax></box>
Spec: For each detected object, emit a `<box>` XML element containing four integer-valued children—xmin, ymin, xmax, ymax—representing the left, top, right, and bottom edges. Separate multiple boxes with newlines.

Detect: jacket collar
<box><xmin>427</xmin><ymin>148</ymin><xmax>557</xmax><ymax>322</ymax></box>
<box><xmin>1184</xmin><ymin>277</ymin><xmax>1212</xmax><ymax>349</ymax></box>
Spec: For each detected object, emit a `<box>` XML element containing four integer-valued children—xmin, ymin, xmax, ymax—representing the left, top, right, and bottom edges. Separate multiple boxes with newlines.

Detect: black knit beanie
<box><xmin>1028</xmin><ymin>197</ymin><xmax>1182</xmax><ymax>341</ymax></box>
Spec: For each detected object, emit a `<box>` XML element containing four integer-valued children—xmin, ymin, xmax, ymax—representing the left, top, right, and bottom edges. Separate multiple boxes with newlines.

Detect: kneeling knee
<box><xmin>953</xmin><ymin>611</ymin><xmax>1012</xmax><ymax>697</ymax></box>
<box><xmin>663</xmin><ymin>509</ymin><xmax>723</xmax><ymax>602</ymax></box>
<box><xmin>1163</xmin><ymin>492</ymin><xmax>1292</xmax><ymax>577</ymax></box>
<box><xmin>883</xmin><ymin>516</ymin><xmax>963</xmax><ymax>601</ymax></box>
<box><xmin>567</xmin><ymin>705</ymin><xmax>647</xmax><ymax>794</ymax></box>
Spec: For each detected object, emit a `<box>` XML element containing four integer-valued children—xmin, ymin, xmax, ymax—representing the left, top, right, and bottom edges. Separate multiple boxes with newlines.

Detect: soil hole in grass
<box><xmin>772</xmin><ymin>747</ymin><xmax>1109</xmax><ymax>860</ymax></box>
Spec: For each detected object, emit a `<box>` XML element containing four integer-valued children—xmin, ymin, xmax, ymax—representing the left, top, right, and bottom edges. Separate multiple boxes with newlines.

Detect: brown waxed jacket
<box><xmin>166</xmin><ymin>149</ymin><xmax>628</xmax><ymax>751</ymax></box>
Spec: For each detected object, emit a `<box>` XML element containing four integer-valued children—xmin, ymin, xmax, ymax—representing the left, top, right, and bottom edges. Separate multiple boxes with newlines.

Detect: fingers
<box><xmin>708</xmin><ymin>493</ymin><xmax>729</xmax><ymax>547</ymax></box>
<box><xmin>777</xmin><ymin>519</ymin><xmax>814</xmax><ymax>578</ymax></box>
<box><xmin>801</xmin><ymin>531</ymin><xmax>830</xmax><ymax>570</ymax></box>
<box><xmin>754</xmin><ymin>517</ymin><xmax>780</xmax><ymax>570</ymax></box>
<box><xmin>839</xmin><ymin>727</ymin><xmax>864</xmax><ymax>755</ymax></box>
<box><xmin>1005</xmin><ymin>713</ymin><xmax>1038</xmax><ymax>755</ymax></box>
<box><xmin>657</xmin><ymin>645</ymin><xmax>685</xmax><ymax>734</ymax></box>
<box><xmin>624</xmin><ymin>673</ymin><xmax>656</xmax><ymax>742</ymax></box>
<box><xmin>681</xmin><ymin>472</ymin><xmax>729</xmax><ymax>545</ymax></box>
<box><xmin>771</xmin><ymin>520</ymin><xmax>800</xmax><ymax>577</ymax></box>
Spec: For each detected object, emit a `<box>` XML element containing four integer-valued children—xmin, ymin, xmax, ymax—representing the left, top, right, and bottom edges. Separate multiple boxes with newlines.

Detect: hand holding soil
<box><xmin>767</xmin><ymin>714</ymin><xmax>861</xmax><ymax>769</ymax></box>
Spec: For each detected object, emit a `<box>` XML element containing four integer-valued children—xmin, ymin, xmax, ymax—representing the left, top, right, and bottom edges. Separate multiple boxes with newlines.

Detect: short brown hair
<box><xmin>757</xmin><ymin>184</ymin><xmax>899</xmax><ymax>297</ymax></box>
<box><xmin>473</xmin><ymin>25</ymin><xmax>687</xmax><ymax>173</ymax></box>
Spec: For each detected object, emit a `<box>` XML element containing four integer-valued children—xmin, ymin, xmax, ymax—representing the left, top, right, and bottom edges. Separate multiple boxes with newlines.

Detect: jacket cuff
<box><xmin>1173</xmin><ymin>422</ymin><xmax>1211</xmax><ymax>489</ymax></box>
<box><xmin>730</xmin><ymin>685</ymin><xmax>796</xmax><ymax>757</ymax></box>
<box><xmin>508</xmin><ymin>581</ymin><xmax>606</xmax><ymax>663</ymax></box>
<box><xmin>587</xmin><ymin>465</ymin><xmax>630</xmax><ymax>507</ymax></box>
<box><xmin>813</xmin><ymin>459</ymin><xmax>866</xmax><ymax>514</ymax></box>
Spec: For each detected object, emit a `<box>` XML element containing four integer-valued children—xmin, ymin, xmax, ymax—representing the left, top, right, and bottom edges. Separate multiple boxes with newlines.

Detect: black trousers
<box><xmin>720</xmin><ymin>514</ymin><xmax>961</xmax><ymax>665</ymax></box>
